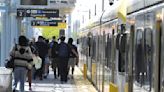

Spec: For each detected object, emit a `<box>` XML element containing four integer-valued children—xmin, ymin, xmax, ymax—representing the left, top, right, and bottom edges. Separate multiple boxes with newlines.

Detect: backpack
<box><xmin>70</xmin><ymin>44</ymin><xmax>78</xmax><ymax>58</ymax></box>
<box><xmin>58</xmin><ymin>42</ymin><xmax>70</xmax><ymax>58</ymax></box>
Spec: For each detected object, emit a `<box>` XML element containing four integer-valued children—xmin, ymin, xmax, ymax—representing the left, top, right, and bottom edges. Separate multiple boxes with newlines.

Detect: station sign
<box><xmin>31</xmin><ymin>20</ymin><xmax>58</xmax><ymax>26</ymax></box>
<box><xmin>33</xmin><ymin>22</ymin><xmax>67</xmax><ymax>29</ymax></box>
<box><xmin>21</xmin><ymin>0</ymin><xmax>48</xmax><ymax>5</ymax></box>
<box><xmin>17</xmin><ymin>8</ymin><xmax>59</xmax><ymax>18</ymax></box>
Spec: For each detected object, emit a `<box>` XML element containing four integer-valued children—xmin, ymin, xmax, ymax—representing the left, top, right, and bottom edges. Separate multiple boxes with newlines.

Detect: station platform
<box><xmin>15</xmin><ymin>66</ymin><xmax>97</xmax><ymax>92</ymax></box>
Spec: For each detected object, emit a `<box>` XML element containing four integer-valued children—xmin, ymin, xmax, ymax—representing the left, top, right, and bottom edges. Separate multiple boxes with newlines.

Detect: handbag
<box><xmin>5</xmin><ymin>57</ymin><xmax>15</xmax><ymax>68</ymax></box>
<box><xmin>5</xmin><ymin>44</ymin><xmax>17</xmax><ymax>68</ymax></box>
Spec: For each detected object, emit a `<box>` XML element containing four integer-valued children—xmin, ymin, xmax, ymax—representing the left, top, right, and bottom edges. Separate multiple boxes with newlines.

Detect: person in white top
<box><xmin>33</xmin><ymin>52</ymin><xmax>42</xmax><ymax>80</ymax></box>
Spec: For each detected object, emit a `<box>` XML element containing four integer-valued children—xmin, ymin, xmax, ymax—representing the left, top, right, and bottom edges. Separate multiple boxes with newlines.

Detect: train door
<box><xmin>134</xmin><ymin>12</ymin><xmax>157</xmax><ymax>92</ymax></box>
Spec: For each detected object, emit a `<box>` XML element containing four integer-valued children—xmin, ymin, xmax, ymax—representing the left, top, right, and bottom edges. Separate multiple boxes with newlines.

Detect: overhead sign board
<box><xmin>31</xmin><ymin>20</ymin><xmax>58</xmax><ymax>26</ymax></box>
<box><xmin>33</xmin><ymin>22</ymin><xmax>67</xmax><ymax>29</ymax></box>
<box><xmin>58</xmin><ymin>23</ymin><xmax>67</xmax><ymax>28</ymax></box>
<box><xmin>17</xmin><ymin>9</ymin><xmax>59</xmax><ymax>18</ymax></box>
<box><xmin>21</xmin><ymin>0</ymin><xmax>48</xmax><ymax>5</ymax></box>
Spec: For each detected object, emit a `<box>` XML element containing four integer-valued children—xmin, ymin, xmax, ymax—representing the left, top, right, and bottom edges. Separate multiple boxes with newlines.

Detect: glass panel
<box><xmin>143</xmin><ymin>28</ymin><xmax>153</xmax><ymax>91</ymax></box>
<box><xmin>91</xmin><ymin>36</ymin><xmax>97</xmax><ymax>85</ymax></box>
<box><xmin>104</xmin><ymin>33</ymin><xmax>111</xmax><ymax>91</ymax></box>
<box><xmin>87</xmin><ymin>36</ymin><xmax>92</xmax><ymax>79</ymax></box>
<box><xmin>99</xmin><ymin>35</ymin><xmax>104</xmax><ymax>92</ymax></box>
<box><xmin>134</xmin><ymin>28</ymin><xmax>144</xmax><ymax>88</ymax></box>
<box><xmin>97</xmin><ymin>35</ymin><xmax>101</xmax><ymax>90</ymax></box>
<box><xmin>105</xmin><ymin>34</ymin><xmax>112</xmax><ymax>68</ymax></box>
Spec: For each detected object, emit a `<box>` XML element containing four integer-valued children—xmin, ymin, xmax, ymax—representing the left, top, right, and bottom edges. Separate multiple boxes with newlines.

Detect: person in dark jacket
<box><xmin>57</xmin><ymin>36</ymin><xmax>70</xmax><ymax>83</ymax></box>
<box><xmin>35</xmin><ymin>36</ymin><xmax>49</xmax><ymax>80</ymax></box>
<box><xmin>12</xmin><ymin>36</ymin><xmax>33</xmax><ymax>92</ymax></box>
<box><xmin>50</xmin><ymin>36</ymin><xmax>60</xmax><ymax>79</ymax></box>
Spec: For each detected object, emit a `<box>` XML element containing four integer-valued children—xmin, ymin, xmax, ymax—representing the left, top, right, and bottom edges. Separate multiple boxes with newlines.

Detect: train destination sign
<box><xmin>31</xmin><ymin>20</ymin><xmax>58</xmax><ymax>26</ymax></box>
<box><xmin>17</xmin><ymin>9</ymin><xmax>59</xmax><ymax>17</ymax></box>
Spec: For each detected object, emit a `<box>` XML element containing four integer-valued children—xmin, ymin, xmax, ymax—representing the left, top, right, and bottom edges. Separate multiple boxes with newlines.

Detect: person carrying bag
<box><xmin>11</xmin><ymin>36</ymin><xmax>33</xmax><ymax>92</ymax></box>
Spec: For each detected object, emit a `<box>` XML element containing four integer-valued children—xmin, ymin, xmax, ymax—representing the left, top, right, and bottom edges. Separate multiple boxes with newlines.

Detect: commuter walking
<box><xmin>50</xmin><ymin>36</ymin><xmax>60</xmax><ymax>79</ymax></box>
<box><xmin>67</xmin><ymin>38</ymin><xmax>79</xmax><ymax>78</ymax></box>
<box><xmin>27</xmin><ymin>41</ymin><xmax>36</xmax><ymax>91</ymax></box>
<box><xmin>44</xmin><ymin>39</ymin><xmax>50</xmax><ymax>78</ymax></box>
<box><xmin>33</xmin><ymin>51</ymin><xmax>42</xmax><ymax>80</ymax></box>
<box><xmin>35</xmin><ymin>36</ymin><xmax>49</xmax><ymax>80</ymax></box>
<box><xmin>57</xmin><ymin>36</ymin><xmax>70</xmax><ymax>83</ymax></box>
<box><xmin>12</xmin><ymin>36</ymin><xmax>33</xmax><ymax>92</ymax></box>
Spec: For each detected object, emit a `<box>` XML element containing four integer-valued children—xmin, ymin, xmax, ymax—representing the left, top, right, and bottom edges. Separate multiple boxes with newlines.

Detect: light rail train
<box><xmin>78</xmin><ymin>0</ymin><xmax>164</xmax><ymax>92</ymax></box>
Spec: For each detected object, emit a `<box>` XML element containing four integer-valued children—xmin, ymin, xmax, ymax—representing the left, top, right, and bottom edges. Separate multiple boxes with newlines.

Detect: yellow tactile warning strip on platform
<box><xmin>74</xmin><ymin>66</ymin><xmax>98</xmax><ymax>92</ymax></box>
<box><xmin>109</xmin><ymin>82</ymin><xmax>119</xmax><ymax>92</ymax></box>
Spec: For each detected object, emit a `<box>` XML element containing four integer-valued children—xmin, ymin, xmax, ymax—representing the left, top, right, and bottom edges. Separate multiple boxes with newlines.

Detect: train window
<box><xmin>92</xmin><ymin>38</ymin><xmax>96</xmax><ymax>59</ymax></box>
<box><xmin>106</xmin><ymin>34</ymin><xmax>112</xmax><ymax>68</ymax></box>
<box><xmin>143</xmin><ymin>27</ymin><xmax>153</xmax><ymax>91</ymax></box>
<box><xmin>144</xmin><ymin>28</ymin><xmax>153</xmax><ymax>55</ymax></box>
<box><xmin>119</xmin><ymin>33</ymin><xmax>127</xmax><ymax>53</ymax></box>
<box><xmin>118</xmin><ymin>33</ymin><xmax>127</xmax><ymax>72</ymax></box>
<box><xmin>87</xmin><ymin>37</ymin><xmax>91</xmax><ymax>56</ymax></box>
<box><xmin>117</xmin><ymin>24</ymin><xmax>127</xmax><ymax>72</ymax></box>
<box><xmin>135</xmin><ymin>28</ymin><xmax>145</xmax><ymax>85</ymax></box>
<box><xmin>116</xmin><ymin>33</ymin><xmax>121</xmax><ymax>50</ymax></box>
<box><xmin>136</xmin><ymin>29</ymin><xmax>143</xmax><ymax>44</ymax></box>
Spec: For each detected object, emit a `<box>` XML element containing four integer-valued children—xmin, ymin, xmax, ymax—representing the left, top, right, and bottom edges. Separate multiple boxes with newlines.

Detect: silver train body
<box><xmin>78</xmin><ymin>0</ymin><xmax>164</xmax><ymax>92</ymax></box>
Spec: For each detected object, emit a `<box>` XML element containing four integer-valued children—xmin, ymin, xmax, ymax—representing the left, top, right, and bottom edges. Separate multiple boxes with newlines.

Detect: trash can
<box><xmin>0</xmin><ymin>67</ymin><xmax>12</xmax><ymax>92</ymax></box>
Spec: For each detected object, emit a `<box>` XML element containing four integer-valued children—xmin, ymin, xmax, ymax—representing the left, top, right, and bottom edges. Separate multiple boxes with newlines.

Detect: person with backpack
<box><xmin>49</xmin><ymin>36</ymin><xmax>60</xmax><ymax>79</ymax></box>
<box><xmin>11</xmin><ymin>36</ymin><xmax>33</xmax><ymax>92</ymax></box>
<box><xmin>67</xmin><ymin>38</ymin><xmax>79</xmax><ymax>79</ymax></box>
<box><xmin>57</xmin><ymin>36</ymin><xmax>70</xmax><ymax>83</ymax></box>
